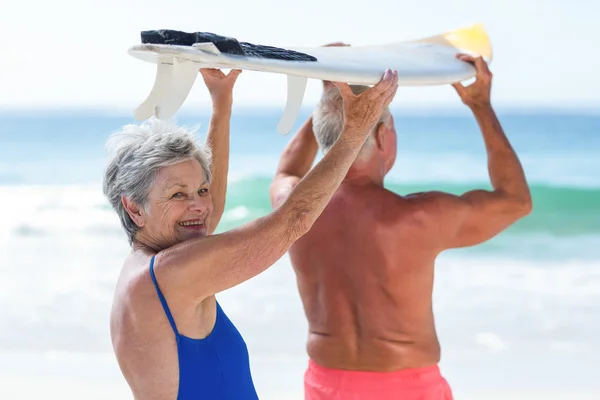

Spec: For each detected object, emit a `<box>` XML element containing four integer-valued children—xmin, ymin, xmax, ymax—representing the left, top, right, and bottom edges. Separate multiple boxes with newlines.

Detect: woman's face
<box><xmin>136</xmin><ymin>159</ymin><xmax>213</xmax><ymax>248</ymax></box>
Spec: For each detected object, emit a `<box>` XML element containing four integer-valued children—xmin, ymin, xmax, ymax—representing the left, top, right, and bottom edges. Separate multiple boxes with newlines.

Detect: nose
<box><xmin>188</xmin><ymin>193</ymin><xmax>209</xmax><ymax>214</ymax></box>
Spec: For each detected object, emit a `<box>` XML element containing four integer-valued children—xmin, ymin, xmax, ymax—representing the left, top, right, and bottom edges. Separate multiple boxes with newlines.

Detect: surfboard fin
<box><xmin>134</xmin><ymin>59</ymin><xmax>174</xmax><ymax>120</ymax></box>
<box><xmin>277</xmin><ymin>75</ymin><xmax>307</xmax><ymax>135</ymax></box>
<box><xmin>134</xmin><ymin>58</ymin><xmax>199</xmax><ymax>121</ymax></box>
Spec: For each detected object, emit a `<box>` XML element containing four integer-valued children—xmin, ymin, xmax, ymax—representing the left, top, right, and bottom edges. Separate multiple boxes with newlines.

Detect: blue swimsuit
<box><xmin>149</xmin><ymin>256</ymin><xmax>259</xmax><ymax>399</ymax></box>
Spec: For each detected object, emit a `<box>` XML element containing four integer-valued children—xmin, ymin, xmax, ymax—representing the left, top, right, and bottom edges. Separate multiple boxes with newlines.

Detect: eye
<box><xmin>172</xmin><ymin>192</ymin><xmax>185</xmax><ymax>199</ymax></box>
<box><xmin>198</xmin><ymin>188</ymin><xmax>209</xmax><ymax>196</ymax></box>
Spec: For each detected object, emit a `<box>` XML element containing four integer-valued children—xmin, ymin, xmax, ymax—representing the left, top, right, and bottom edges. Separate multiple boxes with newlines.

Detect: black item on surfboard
<box><xmin>141</xmin><ymin>30</ymin><xmax>318</xmax><ymax>62</ymax></box>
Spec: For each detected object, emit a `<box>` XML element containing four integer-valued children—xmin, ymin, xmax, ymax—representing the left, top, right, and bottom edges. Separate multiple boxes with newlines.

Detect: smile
<box><xmin>179</xmin><ymin>220</ymin><xmax>204</xmax><ymax>227</ymax></box>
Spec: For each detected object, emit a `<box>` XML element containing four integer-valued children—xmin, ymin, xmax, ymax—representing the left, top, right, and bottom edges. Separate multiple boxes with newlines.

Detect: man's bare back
<box><xmin>288</xmin><ymin>183</ymin><xmax>463</xmax><ymax>372</ymax></box>
<box><xmin>271</xmin><ymin>54</ymin><xmax>531</xmax><ymax>399</ymax></box>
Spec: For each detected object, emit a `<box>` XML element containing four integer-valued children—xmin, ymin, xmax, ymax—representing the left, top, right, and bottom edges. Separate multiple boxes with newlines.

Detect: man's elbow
<box><xmin>498</xmin><ymin>187</ymin><xmax>532</xmax><ymax>219</ymax></box>
<box><xmin>512</xmin><ymin>194</ymin><xmax>533</xmax><ymax>218</ymax></box>
<box><xmin>522</xmin><ymin>196</ymin><xmax>533</xmax><ymax>216</ymax></box>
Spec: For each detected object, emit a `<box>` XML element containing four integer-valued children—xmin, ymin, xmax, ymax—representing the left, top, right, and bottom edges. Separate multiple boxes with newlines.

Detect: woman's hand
<box><xmin>199</xmin><ymin>69</ymin><xmax>242</xmax><ymax>107</ymax></box>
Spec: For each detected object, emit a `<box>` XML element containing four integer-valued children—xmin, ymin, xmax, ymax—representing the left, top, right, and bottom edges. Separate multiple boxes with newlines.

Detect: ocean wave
<box><xmin>223</xmin><ymin>176</ymin><xmax>600</xmax><ymax>237</ymax></box>
<box><xmin>0</xmin><ymin>179</ymin><xmax>598</xmax><ymax>241</ymax></box>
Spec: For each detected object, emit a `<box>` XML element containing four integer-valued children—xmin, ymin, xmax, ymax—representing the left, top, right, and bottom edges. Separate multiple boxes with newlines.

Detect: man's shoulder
<box><xmin>374</xmin><ymin>189</ymin><xmax>448</xmax><ymax>205</ymax></box>
<box><xmin>404</xmin><ymin>190</ymin><xmax>451</xmax><ymax>199</ymax></box>
<box><xmin>382</xmin><ymin>190</ymin><xmax>465</xmax><ymax>220</ymax></box>
<box><xmin>402</xmin><ymin>190</ymin><xmax>463</xmax><ymax>206</ymax></box>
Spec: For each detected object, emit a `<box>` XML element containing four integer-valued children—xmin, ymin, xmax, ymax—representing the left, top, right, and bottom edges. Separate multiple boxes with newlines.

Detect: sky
<box><xmin>0</xmin><ymin>0</ymin><xmax>598</xmax><ymax>111</ymax></box>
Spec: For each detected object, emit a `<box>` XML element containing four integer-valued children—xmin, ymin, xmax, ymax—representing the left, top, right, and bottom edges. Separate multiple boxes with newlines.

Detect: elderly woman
<box><xmin>103</xmin><ymin>68</ymin><xmax>398</xmax><ymax>400</ymax></box>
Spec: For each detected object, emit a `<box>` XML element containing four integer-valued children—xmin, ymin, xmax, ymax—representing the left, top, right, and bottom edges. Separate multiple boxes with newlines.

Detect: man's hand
<box><xmin>452</xmin><ymin>54</ymin><xmax>493</xmax><ymax>109</ymax></box>
<box><xmin>199</xmin><ymin>68</ymin><xmax>242</xmax><ymax>106</ymax></box>
<box><xmin>323</xmin><ymin>42</ymin><xmax>350</xmax><ymax>47</ymax></box>
<box><xmin>440</xmin><ymin>54</ymin><xmax>532</xmax><ymax>249</ymax></box>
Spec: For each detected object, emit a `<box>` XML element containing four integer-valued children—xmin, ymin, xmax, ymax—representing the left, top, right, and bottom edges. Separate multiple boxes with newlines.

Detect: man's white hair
<box><xmin>102</xmin><ymin>118</ymin><xmax>212</xmax><ymax>244</ymax></box>
<box><xmin>312</xmin><ymin>85</ymin><xmax>391</xmax><ymax>157</ymax></box>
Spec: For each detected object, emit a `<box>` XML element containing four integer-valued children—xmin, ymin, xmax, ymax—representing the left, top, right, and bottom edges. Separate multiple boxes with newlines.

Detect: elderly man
<box><xmin>269</xmin><ymin>54</ymin><xmax>532</xmax><ymax>399</ymax></box>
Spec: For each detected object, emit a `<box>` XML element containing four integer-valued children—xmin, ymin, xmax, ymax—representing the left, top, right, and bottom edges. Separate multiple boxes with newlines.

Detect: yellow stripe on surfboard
<box><xmin>414</xmin><ymin>24</ymin><xmax>493</xmax><ymax>61</ymax></box>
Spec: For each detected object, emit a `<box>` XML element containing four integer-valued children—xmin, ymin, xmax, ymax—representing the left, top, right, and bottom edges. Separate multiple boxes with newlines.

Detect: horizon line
<box><xmin>1</xmin><ymin>104</ymin><xmax>599</xmax><ymax>117</ymax></box>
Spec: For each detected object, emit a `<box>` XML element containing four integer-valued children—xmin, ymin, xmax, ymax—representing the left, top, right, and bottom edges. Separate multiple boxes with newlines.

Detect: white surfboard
<box><xmin>128</xmin><ymin>24</ymin><xmax>493</xmax><ymax>134</ymax></box>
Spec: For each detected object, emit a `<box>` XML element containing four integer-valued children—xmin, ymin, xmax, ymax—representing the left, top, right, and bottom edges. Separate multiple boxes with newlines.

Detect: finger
<box><xmin>199</xmin><ymin>69</ymin><xmax>221</xmax><ymax>80</ymax></box>
<box><xmin>456</xmin><ymin>53</ymin><xmax>476</xmax><ymax>64</ymax></box>
<box><xmin>390</xmin><ymin>70</ymin><xmax>398</xmax><ymax>89</ymax></box>
<box><xmin>457</xmin><ymin>54</ymin><xmax>490</xmax><ymax>80</ymax></box>
<box><xmin>473</xmin><ymin>56</ymin><xmax>492</xmax><ymax>80</ymax></box>
<box><xmin>227</xmin><ymin>69</ymin><xmax>242</xmax><ymax>80</ymax></box>
<box><xmin>323</xmin><ymin>42</ymin><xmax>350</xmax><ymax>47</ymax></box>
<box><xmin>452</xmin><ymin>82</ymin><xmax>467</xmax><ymax>97</ymax></box>
<box><xmin>372</xmin><ymin>69</ymin><xmax>394</xmax><ymax>94</ymax></box>
<box><xmin>387</xmin><ymin>79</ymin><xmax>399</xmax><ymax>103</ymax></box>
<box><xmin>382</xmin><ymin>70</ymin><xmax>398</xmax><ymax>99</ymax></box>
<box><xmin>380</xmin><ymin>72</ymin><xmax>398</xmax><ymax>104</ymax></box>
<box><xmin>383</xmin><ymin>87</ymin><xmax>397</xmax><ymax>108</ymax></box>
<box><xmin>382</xmin><ymin>80</ymin><xmax>399</xmax><ymax>107</ymax></box>
<box><xmin>332</xmin><ymin>81</ymin><xmax>354</xmax><ymax>98</ymax></box>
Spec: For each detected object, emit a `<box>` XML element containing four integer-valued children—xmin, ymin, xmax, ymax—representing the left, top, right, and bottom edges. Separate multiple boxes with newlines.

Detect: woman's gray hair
<box><xmin>313</xmin><ymin>85</ymin><xmax>391</xmax><ymax>157</ymax></box>
<box><xmin>102</xmin><ymin>118</ymin><xmax>212</xmax><ymax>244</ymax></box>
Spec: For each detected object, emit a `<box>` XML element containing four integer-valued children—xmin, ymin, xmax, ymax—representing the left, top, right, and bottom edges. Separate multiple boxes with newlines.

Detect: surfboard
<box><xmin>128</xmin><ymin>24</ymin><xmax>492</xmax><ymax>134</ymax></box>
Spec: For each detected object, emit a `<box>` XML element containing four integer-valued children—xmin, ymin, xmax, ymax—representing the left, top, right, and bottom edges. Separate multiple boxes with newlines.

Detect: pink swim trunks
<box><xmin>304</xmin><ymin>359</ymin><xmax>454</xmax><ymax>400</ymax></box>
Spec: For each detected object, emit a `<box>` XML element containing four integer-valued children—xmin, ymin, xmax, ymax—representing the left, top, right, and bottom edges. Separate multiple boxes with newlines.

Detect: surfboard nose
<box><xmin>413</xmin><ymin>23</ymin><xmax>493</xmax><ymax>62</ymax></box>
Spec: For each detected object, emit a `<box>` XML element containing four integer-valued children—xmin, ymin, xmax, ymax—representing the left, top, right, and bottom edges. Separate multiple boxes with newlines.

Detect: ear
<box><xmin>375</xmin><ymin>122</ymin><xmax>387</xmax><ymax>152</ymax></box>
<box><xmin>122</xmin><ymin>196</ymin><xmax>145</xmax><ymax>228</ymax></box>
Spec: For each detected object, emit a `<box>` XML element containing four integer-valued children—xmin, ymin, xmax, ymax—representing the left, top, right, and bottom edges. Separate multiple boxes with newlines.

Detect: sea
<box><xmin>0</xmin><ymin>108</ymin><xmax>598</xmax><ymax>399</ymax></box>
